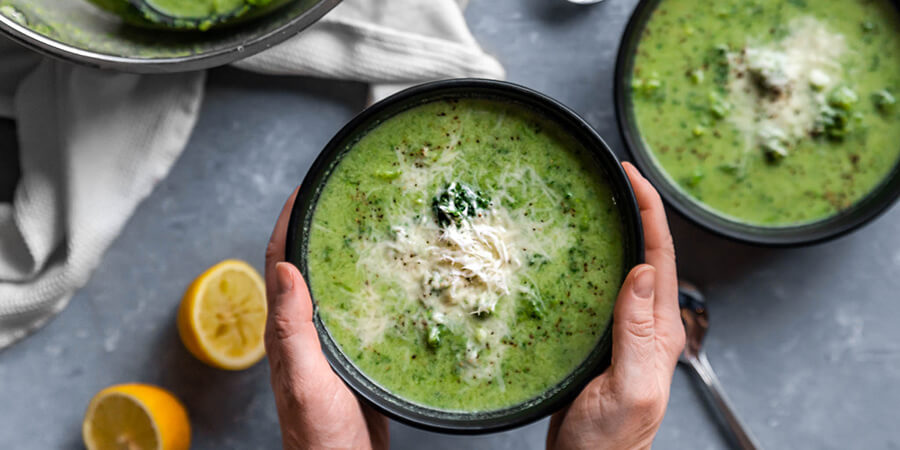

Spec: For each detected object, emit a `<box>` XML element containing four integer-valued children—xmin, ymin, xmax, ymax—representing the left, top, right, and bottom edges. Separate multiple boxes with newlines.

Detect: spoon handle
<box><xmin>684</xmin><ymin>352</ymin><xmax>761</xmax><ymax>450</ymax></box>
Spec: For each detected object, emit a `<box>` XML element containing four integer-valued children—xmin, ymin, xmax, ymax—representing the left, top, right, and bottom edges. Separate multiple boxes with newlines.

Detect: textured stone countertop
<box><xmin>2</xmin><ymin>0</ymin><xmax>899</xmax><ymax>448</ymax></box>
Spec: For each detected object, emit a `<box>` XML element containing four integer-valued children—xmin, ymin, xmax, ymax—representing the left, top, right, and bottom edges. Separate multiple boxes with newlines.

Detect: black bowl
<box><xmin>614</xmin><ymin>0</ymin><xmax>900</xmax><ymax>247</ymax></box>
<box><xmin>285</xmin><ymin>79</ymin><xmax>644</xmax><ymax>433</ymax></box>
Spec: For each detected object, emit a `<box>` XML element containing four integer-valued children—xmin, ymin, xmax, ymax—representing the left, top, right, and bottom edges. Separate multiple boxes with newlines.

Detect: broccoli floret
<box><xmin>758</xmin><ymin>126</ymin><xmax>790</xmax><ymax>162</ymax></box>
<box><xmin>828</xmin><ymin>86</ymin><xmax>859</xmax><ymax>111</ymax></box>
<box><xmin>427</xmin><ymin>324</ymin><xmax>445</xmax><ymax>348</ymax></box>
<box><xmin>432</xmin><ymin>182</ymin><xmax>490</xmax><ymax>227</ymax></box>
<box><xmin>813</xmin><ymin>105</ymin><xmax>851</xmax><ymax>141</ymax></box>
<box><xmin>873</xmin><ymin>89</ymin><xmax>896</xmax><ymax>113</ymax></box>
<box><xmin>745</xmin><ymin>48</ymin><xmax>790</xmax><ymax>94</ymax></box>
<box><xmin>689</xmin><ymin>69</ymin><xmax>705</xmax><ymax>84</ymax></box>
<box><xmin>632</xmin><ymin>73</ymin><xmax>664</xmax><ymax>99</ymax></box>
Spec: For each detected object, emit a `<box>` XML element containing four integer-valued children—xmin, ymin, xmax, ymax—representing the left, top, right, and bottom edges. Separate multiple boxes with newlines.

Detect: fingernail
<box><xmin>632</xmin><ymin>266</ymin><xmax>655</xmax><ymax>299</ymax></box>
<box><xmin>275</xmin><ymin>262</ymin><xmax>294</xmax><ymax>294</ymax></box>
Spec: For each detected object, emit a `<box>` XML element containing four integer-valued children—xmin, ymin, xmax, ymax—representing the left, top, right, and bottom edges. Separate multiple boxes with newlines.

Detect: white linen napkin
<box><xmin>0</xmin><ymin>0</ymin><xmax>504</xmax><ymax>348</ymax></box>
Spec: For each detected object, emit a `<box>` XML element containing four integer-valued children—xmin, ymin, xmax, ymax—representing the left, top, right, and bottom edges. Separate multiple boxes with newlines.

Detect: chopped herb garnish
<box><xmin>527</xmin><ymin>253</ymin><xmax>547</xmax><ymax>267</ymax></box>
<box><xmin>432</xmin><ymin>182</ymin><xmax>490</xmax><ymax>227</ymax></box>
<box><xmin>705</xmin><ymin>44</ymin><xmax>731</xmax><ymax>89</ymax></box>
<box><xmin>717</xmin><ymin>163</ymin><xmax>740</xmax><ymax>175</ymax></box>
<box><xmin>518</xmin><ymin>289</ymin><xmax>545</xmax><ymax>320</ymax></box>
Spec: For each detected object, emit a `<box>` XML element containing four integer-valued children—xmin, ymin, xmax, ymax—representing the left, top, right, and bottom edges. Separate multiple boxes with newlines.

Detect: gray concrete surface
<box><xmin>2</xmin><ymin>0</ymin><xmax>900</xmax><ymax>448</ymax></box>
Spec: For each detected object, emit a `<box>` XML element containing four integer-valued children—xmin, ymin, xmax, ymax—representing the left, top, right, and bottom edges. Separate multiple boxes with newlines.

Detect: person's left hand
<box><xmin>264</xmin><ymin>187</ymin><xmax>389</xmax><ymax>450</ymax></box>
<box><xmin>545</xmin><ymin>163</ymin><xmax>684</xmax><ymax>450</ymax></box>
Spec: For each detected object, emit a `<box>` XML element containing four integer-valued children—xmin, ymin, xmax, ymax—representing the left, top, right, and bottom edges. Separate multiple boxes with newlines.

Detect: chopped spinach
<box><xmin>527</xmin><ymin>253</ymin><xmax>547</xmax><ymax>267</ymax></box>
<box><xmin>518</xmin><ymin>290</ymin><xmax>545</xmax><ymax>320</ymax></box>
<box><xmin>704</xmin><ymin>44</ymin><xmax>731</xmax><ymax>90</ymax></box>
<box><xmin>717</xmin><ymin>162</ymin><xmax>742</xmax><ymax>177</ymax></box>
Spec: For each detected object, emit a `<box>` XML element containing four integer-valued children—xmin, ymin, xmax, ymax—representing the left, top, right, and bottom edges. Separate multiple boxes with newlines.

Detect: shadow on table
<box><xmin>667</xmin><ymin>211</ymin><xmax>782</xmax><ymax>287</ymax></box>
<box><xmin>533</xmin><ymin>0</ymin><xmax>610</xmax><ymax>24</ymax></box>
<box><xmin>145</xmin><ymin>305</ymin><xmax>272</xmax><ymax>438</ymax></box>
<box><xmin>0</xmin><ymin>119</ymin><xmax>20</xmax><ymax>202</ymax></box>
<box><xmin>207</xmin><ymin>66</ymin><xmax>369</xmax><ymax>113</ymax></box>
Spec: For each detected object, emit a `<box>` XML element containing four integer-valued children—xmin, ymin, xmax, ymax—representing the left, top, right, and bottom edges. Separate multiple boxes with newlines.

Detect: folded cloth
<box><xmin>0</xmin><ymin>0</ymin><xmax>504</xmax><ymax>348</ymax></box>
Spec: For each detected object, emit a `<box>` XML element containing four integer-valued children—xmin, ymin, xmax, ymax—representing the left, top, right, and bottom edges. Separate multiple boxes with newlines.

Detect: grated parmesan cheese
<box><xmin>726</xmin><ymin>17</ymin><xmax>847</xmax><ymax>154</ymax></box>
<box><xmin>341</xmin><ymin>152</ymin><xmax>573</xmax><ymax>382</ymax></box>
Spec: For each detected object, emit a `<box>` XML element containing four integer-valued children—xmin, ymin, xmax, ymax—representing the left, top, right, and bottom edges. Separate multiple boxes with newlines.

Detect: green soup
<box><xmin>307</xmin><ymin>98</ymin><xmax>625</xmax><ymax>412</ymax></box>
<box><xmin>141</xmin><ymin>0</ymin><xmax>253</xmax><ymax>18</ymax></box>
<box><xmin>85</xmin><ymin>0</ymin><xmax>286</xmax><ymax>29</ymax></box>
<box><xmin>631</xmin><ymin>0</ymin><xmax>900</xmax><ymax>226</ymax></box>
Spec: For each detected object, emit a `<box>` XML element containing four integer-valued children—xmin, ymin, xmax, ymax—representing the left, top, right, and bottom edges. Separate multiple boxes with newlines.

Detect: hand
<box><xmin>264</xmin><ymin>187</ymin><xmax>389</xmax><ymax>450</ymax></box>
<box><xmin>546</xmin><ymin>162</ymin><xmax>685</xmax><ymax>450</ymax></box>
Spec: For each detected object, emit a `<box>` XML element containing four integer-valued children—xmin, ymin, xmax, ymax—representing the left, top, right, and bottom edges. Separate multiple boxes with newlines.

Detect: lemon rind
<box><xmin>186</xmin><ymin>259</ymin><xmax>267</xmax><ymax>370</ymax></box>
<box><xmin>83</xmin><ymin>389</ymin><xmax>162</xmax><ymax>450</ymax></box>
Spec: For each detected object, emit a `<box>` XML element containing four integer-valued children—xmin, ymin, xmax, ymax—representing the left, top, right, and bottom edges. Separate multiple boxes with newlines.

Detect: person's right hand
<box><xmin>264</xmin><ymin>187</ymin><xmax>389</xmax><ymax>450</ymax></box>
<box><xmin>546</xmin><ymin>162</ymin><xmax>685</xmax><ymax>450</ymax></box>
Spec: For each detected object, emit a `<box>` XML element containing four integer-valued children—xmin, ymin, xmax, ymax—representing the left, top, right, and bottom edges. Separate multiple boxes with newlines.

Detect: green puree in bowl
<box><xmin>631</xmin><ymin>0</ymin><xmax>900</xmax><ymax>226</ymax></box>
<box><xmin>86</xmin><ymin>0</ymin><xmax>286</xmax><ymax>30</ymax></box>
<box><xmin>307</xmin><ymin>98</ymin><xmax>625</xmax><ymax>412</ymax></box>
<box><xmin>141</xmin><ymin>0</ymin><xmax>263</xmax><ymax>18</ymax></box>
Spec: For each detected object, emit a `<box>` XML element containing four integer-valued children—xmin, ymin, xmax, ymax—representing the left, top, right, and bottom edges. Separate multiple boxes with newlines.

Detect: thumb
<box><xmin>265</xmin><ymin>262</ymin><xmax>329</xmax><ymax>382</ymax></box>
<box><xmin>268</xmin><ymin>262</ymin><xmax>314</xmax><ymax>334</ymax></box>
<box><xmin>610</xmin><ymin>264</ymin><xmax>657</xmax><ymax>380</ymax></box>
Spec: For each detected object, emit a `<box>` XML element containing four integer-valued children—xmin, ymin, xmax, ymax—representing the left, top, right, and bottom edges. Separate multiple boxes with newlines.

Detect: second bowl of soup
<box><xmin>616</xmin><ymin>0</ymin><xmax>900</xmax><ymax>245</ymax></box>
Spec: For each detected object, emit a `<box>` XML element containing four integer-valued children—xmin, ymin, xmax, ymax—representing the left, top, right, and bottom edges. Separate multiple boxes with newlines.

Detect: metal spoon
<box><xmin>678</xmin><ymin>281</ymin><xmax>761</xmax><ymax>450</ymax></box>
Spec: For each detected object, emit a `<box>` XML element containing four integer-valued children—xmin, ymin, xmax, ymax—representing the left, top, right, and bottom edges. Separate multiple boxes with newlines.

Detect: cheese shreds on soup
<box><xmin>307</xmin><ymin>98</ymin><xmax>625</xmax><ymax>412</ymax></box>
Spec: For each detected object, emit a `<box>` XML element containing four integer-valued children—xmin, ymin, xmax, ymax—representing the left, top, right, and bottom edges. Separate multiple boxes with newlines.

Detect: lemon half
<box><xmin>83</xmin><ymin>383</ymin><xmax>190</xmax><ymax>450</ymax></box>
<box><xmin>177</xmin><ymin>259</ymin><xmax>267</xmax><ymax>370</ymax></box>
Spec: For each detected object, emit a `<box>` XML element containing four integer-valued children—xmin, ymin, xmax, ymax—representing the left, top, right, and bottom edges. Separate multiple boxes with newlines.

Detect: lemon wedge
<box><xmin>83</xmin><ymin>383</ymin><xmax>190</xmax><ymax>450</ymax></box>
<box><xmin>177</xmin><ymin>259</ymin><xmax>267</xmax><ymax>370</ymax></box>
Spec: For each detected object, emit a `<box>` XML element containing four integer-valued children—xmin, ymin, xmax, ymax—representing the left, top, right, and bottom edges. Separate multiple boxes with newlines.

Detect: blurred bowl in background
<box><xmin>614</xmin><ymin>0</ymin><xmax>900</xmax><ymax>247</ymax></box>
<box><xmin>0</xmin><ymin>0</ymin><xmax>340</xmax><ymax>73</ymax></box>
